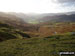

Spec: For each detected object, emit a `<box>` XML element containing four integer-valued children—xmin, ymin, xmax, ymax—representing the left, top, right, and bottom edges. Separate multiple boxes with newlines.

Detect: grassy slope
<box><xmin>0</xmin><ymin>22</ymin><xmax>31</xmax><ymax>41</ymax></box>
<box><xmin>0</xmin><ymin>35</ymin><xmax>75</xmax><ymax>56</ymax></box>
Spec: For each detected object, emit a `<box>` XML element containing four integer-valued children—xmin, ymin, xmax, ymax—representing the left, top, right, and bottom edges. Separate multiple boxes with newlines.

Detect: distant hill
<box><xmin>0</xmin><ymin>12</ymin><xmax>32</xmax><ymax>30</ymax></box>
<box><xmin>38</xmin><ymin>14</ymin><xmax>75</xmax><ymax>23</ymax></box>
<box><xmin>3</xmin><ymin>11</ymin><xmax>75</xmax><ymax>24</ymax></box>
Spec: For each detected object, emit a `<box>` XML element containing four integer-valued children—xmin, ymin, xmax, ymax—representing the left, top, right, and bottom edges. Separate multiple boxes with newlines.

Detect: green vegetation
<box><xmin>0</xmin><ymin>22</ymin><xmax>31</xmax><ymax>41</ymax></box>
<box><xmin>0</xmin><ymin>22</ymin><xmax>75</xmax><ymax>56</ymax></box>
<box><xmin>0</xmin><ymin>35</ymin><xmax>75</xmax><ymax>56</ymax></box>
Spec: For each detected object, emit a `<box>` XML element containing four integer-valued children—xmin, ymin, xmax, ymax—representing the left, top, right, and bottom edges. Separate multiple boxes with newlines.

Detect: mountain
<box><xmin>0</xmin><ymin>12</ymin><xmax>32</xmax><ymax>30</ymax></box>
<box><xmin>0</xmin><ymin>12</ymin><xmax>41</xmax><ymax>32</ymax></box>
<box><xmin>0</xmin><ymin>11</ymin><xmax>75</xmax><ymax>27</ymax></box>
<box><xmin>37</xmin><ymin>13</ymin><xmax>75</xmax><ymax>23</ymax></box>
<box><xmin>6</xmin><ymin>11</ymin><xmax>75</xmax><ymax>24</ymax></box>
<box><xmin>8</xmin><ymin>12</ymin><xmax>41</xmax><ymax>24</ymax></box>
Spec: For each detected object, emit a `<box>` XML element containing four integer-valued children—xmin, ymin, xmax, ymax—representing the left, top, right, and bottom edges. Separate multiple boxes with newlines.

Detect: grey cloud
<box><xmin>51</xmin><ymin>0</ymin><xmax>75</xmax><ymax>12</ymax></box>
<box><xmin>52</xmin><ymin>0</ymin><xmax>75</xmax><ymax>3</ymax></box>
<box><xmin>57</xmin><ymin>0</ymin><xmax>75</xmax><ymax>3</ymax></box>
<box><xmin>52</xmin><ymin>0</ymin><xmax>75</xmax><ymax>7</ymax></box>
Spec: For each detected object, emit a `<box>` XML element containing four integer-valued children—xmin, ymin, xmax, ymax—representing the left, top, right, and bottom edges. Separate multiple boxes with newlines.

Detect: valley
<box><xmin>0</xmin><ymin>12</ymin><xmax>75</xmax><ymax>56</ymax></box>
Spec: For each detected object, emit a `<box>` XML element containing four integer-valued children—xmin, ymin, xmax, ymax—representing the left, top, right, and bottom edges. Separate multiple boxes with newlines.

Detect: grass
<box><xmin>0</xmin><ymin>22</ymin><xmax>31</xmax><ymax>41</ymax></box>
<box><xmin>0</xmin><ymin>35</ymin><xmax>75</xmax><ymax>56</ymax></box>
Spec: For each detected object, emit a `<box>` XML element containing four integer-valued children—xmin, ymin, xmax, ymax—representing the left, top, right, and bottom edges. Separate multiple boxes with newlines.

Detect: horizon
<box><xmin>0</xmin><ymin>11</ymin><xmax>75</xmax><ymax>14</ymax></box>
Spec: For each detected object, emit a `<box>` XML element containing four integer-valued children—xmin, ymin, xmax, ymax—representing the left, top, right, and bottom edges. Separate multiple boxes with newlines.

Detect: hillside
<box><xmin>38</xmin><ymin>22</ymin><xmax>75</xmax><ymax>37</ymax></box>
<box><xmin>0</xmin><ymin>22</ymin><xmax>31</xmax><ymax>41</ymax></box>
<box><xmin>0</xmin><ymin>35</ymin><xmax>75</xmax><ymax>56</ymax></box>
<box><xmin>5</xmin><ymin>12</ymin><xmax>75</xmax><ymax>24</ymax></box>
<box><xmin>0</xmin><ymin>12</ymin><xmax>31</xmax><ymax>30</ymax></box>
<box><xmin>0</xmin><ymin>12</ymin><xmax>75</xmax><ymax>24</ymax></box>
<box><xmin>38</xmin><ymin>14</ymin><xmax>75</xmax><ymax>23</ymax></box>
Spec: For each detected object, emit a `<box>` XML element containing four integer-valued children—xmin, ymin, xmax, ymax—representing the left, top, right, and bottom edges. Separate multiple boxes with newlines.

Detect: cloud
<box><xmin>52</xmin><ymin>0</ymin><xmax>75</xmax><ymax>7</ymax></box>
<box><xmin>50</xmin><ymin>0</ymin><xmax>75</xmax><ymax>13</ymax></box>
<box><xmin>52</xmin><ymin>0</ymin><xmax>75</xmax><ymax>3</ymax></box>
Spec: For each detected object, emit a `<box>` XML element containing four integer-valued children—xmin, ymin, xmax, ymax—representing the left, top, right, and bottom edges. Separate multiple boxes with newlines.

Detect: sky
<box><xmin>0</xmin><ymin>0</ymin><xmax>75</xmax><ymax>13</ymax></box>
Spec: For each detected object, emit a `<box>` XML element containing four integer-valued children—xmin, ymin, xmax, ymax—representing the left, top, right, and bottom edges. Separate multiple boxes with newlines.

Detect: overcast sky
<box><xmin>0</xmin><ymin>0</ymin><xmax>75</xmax><ymax>13</ymax></box>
